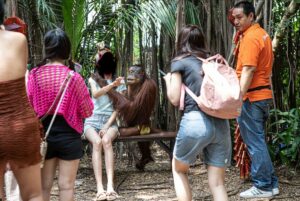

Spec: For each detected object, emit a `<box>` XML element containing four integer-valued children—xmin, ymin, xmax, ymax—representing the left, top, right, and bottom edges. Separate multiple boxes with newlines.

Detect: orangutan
<box><xmin>117</xmin><ymin>65</ymin><xmax>158</xmax><ymax>170</ymax></box>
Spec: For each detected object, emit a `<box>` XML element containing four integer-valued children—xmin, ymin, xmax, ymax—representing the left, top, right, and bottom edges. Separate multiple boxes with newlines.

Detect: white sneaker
<box><xmin>272</xmin><ymin>187</ymin><xmax>279</xmax><ymax>195</ymax></box>
<box><xmin>240</xmin><ymin>186</ymin><xmax>273</xmax><ymax>198</ymax></box>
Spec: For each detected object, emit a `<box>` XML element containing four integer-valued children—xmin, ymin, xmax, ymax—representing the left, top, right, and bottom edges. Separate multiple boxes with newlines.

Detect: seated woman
<box><xmin>83</xmin><ymin>49</ymin><xmax>125</xmax><ymax>201</ymax></box>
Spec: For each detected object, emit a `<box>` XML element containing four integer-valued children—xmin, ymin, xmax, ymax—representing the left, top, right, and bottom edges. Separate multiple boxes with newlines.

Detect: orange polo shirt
<box><xmin>236</xmin><ymin>23</ymin><xmax>273</xmax><ymax>102</ymax></box>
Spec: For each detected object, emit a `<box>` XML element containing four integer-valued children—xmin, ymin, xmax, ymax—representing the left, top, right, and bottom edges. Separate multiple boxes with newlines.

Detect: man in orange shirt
<box><xmin>231</xmin><ymin>1</ymin><xmax>278</xmax><ymax>199</ymax></box>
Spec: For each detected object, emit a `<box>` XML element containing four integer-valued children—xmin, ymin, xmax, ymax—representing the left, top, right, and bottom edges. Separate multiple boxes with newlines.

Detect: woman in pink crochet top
<box><xmin>27</xmin><ymin>28</ymin><xmax>93</xmax><ymax>201</ymax></box>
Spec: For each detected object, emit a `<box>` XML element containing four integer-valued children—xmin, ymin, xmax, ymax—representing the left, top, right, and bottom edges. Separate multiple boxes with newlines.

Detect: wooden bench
<box><xmin>115</xmin><ymin>131</ymin><xmax>177</xmax><ymax>159</ymax></box>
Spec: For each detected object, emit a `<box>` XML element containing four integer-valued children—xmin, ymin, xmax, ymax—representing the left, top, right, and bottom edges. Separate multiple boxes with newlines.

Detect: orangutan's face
<box><xmin>127</xmin><ymin>66</ymin><xmax>144</xmax><ymax>85</ymax></box>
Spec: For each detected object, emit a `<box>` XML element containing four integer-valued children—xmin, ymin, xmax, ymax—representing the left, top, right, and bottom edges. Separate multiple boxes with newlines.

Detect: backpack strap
<box><xmin>179</xmin><ymin>84</ymin><xmax>201</xmax><ymax>111</ymax></box>
<box><xmin>178</xmin><ymin>56</ymin><xmax>207</xmax><ymax>111</ymax></box>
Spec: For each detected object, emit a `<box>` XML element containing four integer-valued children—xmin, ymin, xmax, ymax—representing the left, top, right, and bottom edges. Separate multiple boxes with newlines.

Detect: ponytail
<box><xmin>68</xmin><ymin>58</ymin><xmax>75</xmax><ymax>71</ymax></box>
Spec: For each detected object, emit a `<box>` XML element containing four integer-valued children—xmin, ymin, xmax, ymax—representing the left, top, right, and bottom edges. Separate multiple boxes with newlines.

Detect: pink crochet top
<box><xmin>27</xmin><ymin>65</ymin><xmax>94</xmax><ymax>133</ymax></box>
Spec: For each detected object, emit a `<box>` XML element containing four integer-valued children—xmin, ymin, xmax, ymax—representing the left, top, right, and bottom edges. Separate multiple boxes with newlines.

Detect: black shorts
<box><xmin>42</xmin><ymin>115</ymin><xmax>84</xmax><ymax>160</ymax></box>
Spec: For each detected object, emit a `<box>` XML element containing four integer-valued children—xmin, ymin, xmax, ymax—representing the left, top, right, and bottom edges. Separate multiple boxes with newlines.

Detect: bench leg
<box><xmin>155</xmin><ymin>140</ymin><xmax>173</xmax><ymax>160</ymax></box>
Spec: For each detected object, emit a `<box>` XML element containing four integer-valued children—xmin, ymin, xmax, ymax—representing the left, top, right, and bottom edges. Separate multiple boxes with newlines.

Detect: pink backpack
<box><xmin>179</xmin><ymin>54</ymin><xmax>242</xmax><ymax>119</ymax></box>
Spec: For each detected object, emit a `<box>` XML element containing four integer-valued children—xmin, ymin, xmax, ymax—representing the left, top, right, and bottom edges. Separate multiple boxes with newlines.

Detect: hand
<box><xmin>99</xmin><ymin>125</ymin><xmax>110</xmax><ymax>137</ymax></box>
<box><xmin>99</xmin><ymin>129</ymin><xmax>107</xmax><ymax>138</ymax></box>
<box><xmin>112</xmin><ymin>77</ymin><xmax>124</xmax><ymax>87</ymax></box>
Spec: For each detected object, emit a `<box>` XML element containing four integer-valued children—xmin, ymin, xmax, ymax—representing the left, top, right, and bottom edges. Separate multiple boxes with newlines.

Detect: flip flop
<box><xmin>106</xmin><ymin>191</ymin><xmax>119</xmax><ymax>201</ymax></box>
<box><xmin>95</xmin><ymin>191</ymin><xmax>107</xmax><ymax>201</ymax></box>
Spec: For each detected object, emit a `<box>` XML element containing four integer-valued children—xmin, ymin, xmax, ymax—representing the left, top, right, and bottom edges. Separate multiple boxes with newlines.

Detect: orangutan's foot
<box><xmin>135</xmin><ymin>156</ymin><xmax>154</xmax><ymax>171</ymax></box>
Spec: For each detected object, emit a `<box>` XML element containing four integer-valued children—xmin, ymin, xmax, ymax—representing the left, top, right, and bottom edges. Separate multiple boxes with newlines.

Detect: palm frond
<box><xmin>62</xmin><ymin>0</ymin><xmax>87</xmax><ymax>58</ymax></box>
<box><xmin>185</xmin><ymin>0</ymin><xmax>201</xmax><ymax>25</ymax></box>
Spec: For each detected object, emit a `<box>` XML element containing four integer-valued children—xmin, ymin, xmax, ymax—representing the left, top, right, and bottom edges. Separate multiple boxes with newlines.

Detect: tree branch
<box><xmin>255</xmin><ymin>0</ymin><xmax>265</xmax><ymax>18</ymax></box>
<box><xmin>272</xmin><ymin>1</ymin><xmax>300</xmax><ymax>52</ymax></box>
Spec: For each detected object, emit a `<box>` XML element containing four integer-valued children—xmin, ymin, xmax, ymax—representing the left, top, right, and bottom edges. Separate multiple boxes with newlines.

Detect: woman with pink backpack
<box><xmin>164</xmin><ymin>25</ymin><xmax>231</xmax><ymax>201</ymax></box>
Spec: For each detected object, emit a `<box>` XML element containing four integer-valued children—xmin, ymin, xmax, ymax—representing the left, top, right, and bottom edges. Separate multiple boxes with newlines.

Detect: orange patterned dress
<box><xmin>0</xmin><ymin>77</ymin><xmax>41</xmax><ymax>169</ymax></box>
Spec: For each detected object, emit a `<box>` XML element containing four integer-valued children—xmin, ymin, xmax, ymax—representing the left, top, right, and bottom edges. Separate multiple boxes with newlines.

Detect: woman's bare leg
<box><xmin>85</xmin><ymin>128</ymin><xmax>105</xmax><ymax>194</ymax></box>
<box><xmin>13</xmin><ymin>163</ymin><xmax>43</xmax><ymax>201</ymax></box>
<box><xmin>0</xmin><ymin>163</ymin><xmax>4</xmax><ymax>201</ymax></box>
<box><xmin>172</xmin><ymin>158</ymin><xmax>191</xmax><ymax>201</ymax></box>
<box><xmin>57</xmin><ymin>159</ymin><xmax>79</xmax><ymax>201</ymax></box>
<box><xmin>41</xmin><ymin>158</ymin><xmax>58</xmax><ymax>201</ymax></box>
<box><xmin>207</xmin><ymin>165</ymin><xmax>228</xmax><ymax>201</ymax></box>
<box><xmin>102</xmin><ymin>128</ymin><xmax>118</xmax><ymax>193</ymax></box>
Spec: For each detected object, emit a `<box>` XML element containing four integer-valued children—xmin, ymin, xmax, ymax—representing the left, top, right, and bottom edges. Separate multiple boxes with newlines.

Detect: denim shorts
<box><xmin>83</xmin><ymin>114</ymin><xmax>118</xmax><ymax>136</ymax></box>
<box><xmin>173</xmin><ymin>111</ymin><xmax>231</xmax><ymax>167</ymax></box>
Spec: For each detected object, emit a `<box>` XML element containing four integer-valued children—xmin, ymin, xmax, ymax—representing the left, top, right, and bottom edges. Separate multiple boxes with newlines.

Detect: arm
<box><xmin>163</xmin><ymin>72</ymin><xmax>182</xmax><ymax>106</ymax></box>
<box><xmin>103</xmin><ymin>111</ymin><xmax>118</xmax><ymax>129</ymax></box>
<box><xmin>89</xmin><ymin>77</ymin><xmax>123</xmax><ymax>99</ymax></box>
<box><xmin>240</xmin><ymin>66</ymin><xmax>256</xmax><ymax>96</ymax></box>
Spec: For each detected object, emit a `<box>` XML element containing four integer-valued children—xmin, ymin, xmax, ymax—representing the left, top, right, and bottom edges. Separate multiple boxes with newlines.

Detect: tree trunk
<box><xmin>22</xmin><ymin>0</ymin><xmax>43</xmax><ymax>66</ymax></box>
<box><xmin>272</xmin><ymin>1</ymin><xmax>300</xmax><ymax>52</ymax></box>
<box><xmin>206</xmin><ymin>0</ymin><xmax>211</xmax><ymax>51</ymax></box>
<box><xmin>6</xmin><ymin>0</ymin><xmax>18</xmax><ymax>16</ymax></box>
<box><xmin>287</xmin><ymin>26</ymin><xmax>296</xmax><ymax>109</ymax></box>
<box><xmin>175</xmin><ymin>0</ymin><xmax>185</xmax><ymax>49</ymax></box>
<box><xmin>138</xmin><ymin>23</ymin><xmax>143</xmax><ymax>65</ymax></box>
<box><xmin>151</xmin><ymin>21</ymin><xmax>159</xmax><ymax>128</ymax></box>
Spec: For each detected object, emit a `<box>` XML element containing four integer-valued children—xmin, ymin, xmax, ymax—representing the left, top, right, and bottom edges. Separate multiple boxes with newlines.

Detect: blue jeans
<box><xmin>237</xmin><ymin>99</ymin><xmax>278</xmax><ymax>191</ymax></box>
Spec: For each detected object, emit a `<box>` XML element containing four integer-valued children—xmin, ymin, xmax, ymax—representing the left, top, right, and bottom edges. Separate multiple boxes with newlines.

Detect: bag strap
<box><xmin>179</xmin><ymin>84</ymin><xmax>200</xmax><ymax>110</ymax></box>
<box><xmin>42</xmin><ymin>71</ymin><xmax>74</xmax><ymax>140</ymax></box>
<box><xmin>178</xmin><ymin>56</ymin><xmax>207</xmax><ymax>111</ymax></box>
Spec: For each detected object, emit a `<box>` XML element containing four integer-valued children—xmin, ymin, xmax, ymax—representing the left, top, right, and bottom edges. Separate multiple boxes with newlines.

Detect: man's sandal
<box><xmin>95</xmin><ymin>191</ymin><xmax>107</xmax><ymax>201</ymax></box>
<box><xmin>106</xmin><ymin>191</ymin><xmax>119</xmax><ymax>201</ymax></box>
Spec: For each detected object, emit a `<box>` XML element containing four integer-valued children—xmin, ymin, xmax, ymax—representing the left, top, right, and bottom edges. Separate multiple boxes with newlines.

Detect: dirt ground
<box><xmin>50</xmin><ymin>142</ymin><xmax>300</xmax><ymax>201</ymax></box>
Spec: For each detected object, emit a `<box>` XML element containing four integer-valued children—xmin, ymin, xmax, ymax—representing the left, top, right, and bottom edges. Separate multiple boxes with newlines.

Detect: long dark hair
<box><xmin>175</xmin><ymin>24</ymin><xmax>208</xmax><ymax>59</ymax></box>
<box><xmin>0</xmin><ymin>0</ymin><xmax>5</xmax><ymax>25</ymax></box>
<box><xmin>36</xmin><ymin>28</ymin><xmax>74</xmax><ymax>70</ymax></box>
<box><xmin>94</xmin><ymin>51</ymin><xmax>117</xmax><ymax>79</ymax></box>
